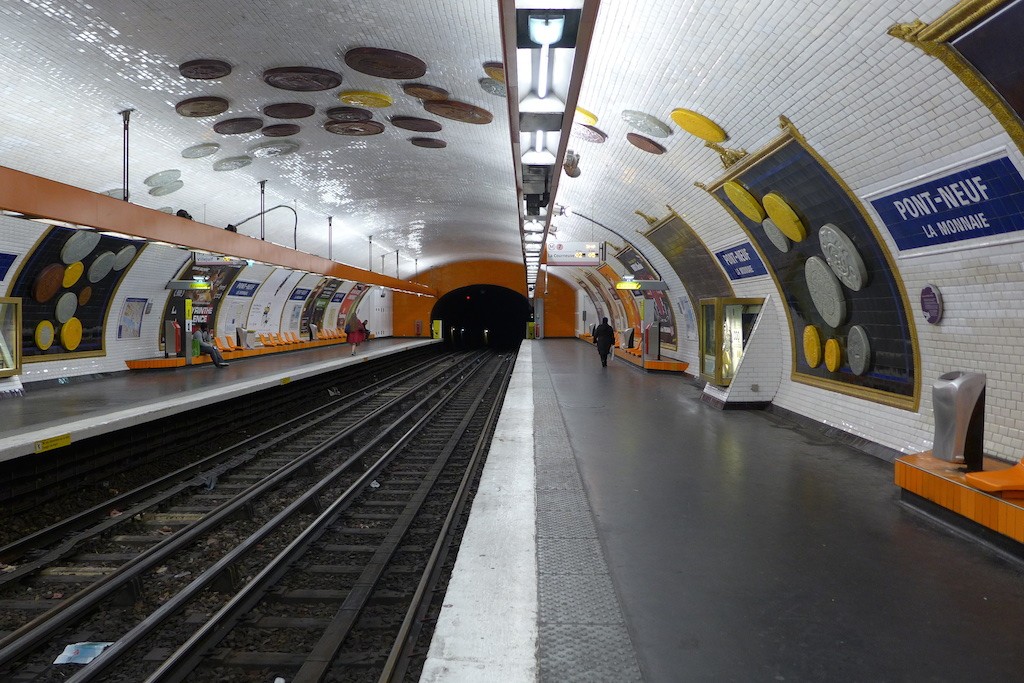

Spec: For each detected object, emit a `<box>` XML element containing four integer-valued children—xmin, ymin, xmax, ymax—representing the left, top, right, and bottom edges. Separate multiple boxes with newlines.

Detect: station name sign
<box><xmin>547</xmin><ymin>241</ymin><xmax>603</xmax><ymax>266</ymax></box>
<box><xmin>868</xmin><ymin>155</ymin><xmax>1024</xmax><ymax>252</ymax></box>
<box><xmin>715</xmin><ymin>242</ymin><xmax>767</xmax><ymax>280</ymax></box>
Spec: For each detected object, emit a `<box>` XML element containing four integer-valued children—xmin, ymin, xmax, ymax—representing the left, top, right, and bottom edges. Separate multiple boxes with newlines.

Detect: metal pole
<box><xmin>414</xmin><ymin>258</ymin><xmax>418</xmax><ymax>277</ymax></box>
<box><xmin>395</xmin><ymin>249</ymin><xmax>399</xmax><ymax>279</ymax></box>
<box><xmin>328</xmin><ymin>216</ymin><xmax>333</xmax><ymax>260</ymax></box>
<box><xmin>120</xmin><ymin>109</ymin><xmax>133</xmax><ymax>202</ymax></box>
<box><xmin>368</xmin><ymin>235</ymin><xmax>373</xmax><ymax>272</ymax></box>
<box><xmin>258</xmin><ymin>180</ymin><xmax>267</xmax><ymax>240</ymax></box>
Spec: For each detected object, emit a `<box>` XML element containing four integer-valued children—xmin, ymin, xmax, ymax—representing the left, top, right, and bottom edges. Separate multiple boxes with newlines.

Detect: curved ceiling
<box><xmin>0</xmin><ymin>0</ymin><xmax>976</xmax><ymax>291</ymax></box>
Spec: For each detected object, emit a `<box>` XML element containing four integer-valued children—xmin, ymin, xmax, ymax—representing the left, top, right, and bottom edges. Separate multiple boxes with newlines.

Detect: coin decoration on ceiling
<box><xmin>263</xmin><ymin>102</ymin><xmax>315</xmax><ymax>119</ymax></box>
<box><xmin>61</xmin><ymin>230</ymin><xmax>101</xmax><ymax>265</ymax></box>
<box><xmin>803</xmin><ymin>325</ymin><xmax>822</xmax><ymax>368</ymax></box>
<box><xmin>479</xmin><ymin>77</ymin><xmax>506</xmax><ymax>97</ymax></box>
<box><xmin>410</xmin><ymin>137</ymin><xmax>446</xmax><ymax>148</ymax></box>
<box><xmin>847</xmin><ymin>325</ymin><xmax>871</xmax><ymax>375</ymax></box>
<box><xmin>818</xmin><ymin>223</ymin><xmax>867</xmax><ymax>291</ymax></box>
<box><xmin>263</xmin><ymin>66</ymin><xmax>343</xmax><ymax>91</ymax></box>
<box><xmin>181</xmin><ymin>142</ymin><xmax>220</xmax><ymax>158</ymax></box>
<box><xmin>423</xmin><ymin>100</ymin><xmax>493</xmax><ymax>124</ymax></box>
<box><xmin>762</xmin><ymin>193</ymin><xmax>806</xmax><ymax>242</ymax></box>
<box><xmin>179</xmin><ymin>59</ymin><xmax>232</xmax><ymax>80</ymax></box>
<box><xmin>175</xmin><ymin>96</ymin><xmax>230</xmax><ymax>117</ymax></box>
<box><xmin>32</xmin><ymin>264</ymin><xmax>65</xmax><ymax>303</ymax></box>
<box><xmin>213</xmin><ymin>117</ymin><xmax>264</xmax><ymax>135</ymax></box>
<box><xmin>338</xmin><ymin>91</ymin><xmax>394</xmax><ymax>108</ymax></box>
<box><xmin>345</xmin><ymin>47</ymin><xmax>427</xmax><ymax>79</ymax></box>
<box><xmin>626</xmin><ymin>132</ymin><xmax>666</xmax><ymax>154</ymax></box>
<box><xmin>262</xmin><ymin>123</ymin><xmax>300</xmax><ymax>137</ymax></box>
<box><xmin>213</xmin><ymin>156</ymin><xmax>253</xmax><ymax>171</ymax></box>
<box><xmin>761</xmin><ymin>218</ymin><xmax>791</xmax><ymax>252</ymax></box>
<box><xmin>575</xmin><ymin>107</ymin><xmax>598</xmax><ymax>125</ymax></box>
<box><xmin>144</xmin><ymin>169</ymin><xmax>181</xmax><ymax>187</ymax></box>
<box><xmin>483</xmin><ymin>61</ymin><xmax>505</xmax><ymax>83</ymax></box>
<box><xmin>390</xmin><ymin>116</ymin><xmax>442</xmax><ymax>133</ymax></box>
<box><xmin>402</xmin><ymin>83</ymin><xmax>449</xmax><ymax>101</ymax></box>
<box><xmin>670</xmin><ymin>108</ymin><xmax>727</xmax><ymax>142</ymax></box>
<box><xmin>249</xmin><ymin>140</ymin><xmax>300</xmax><ymax>158</ymax></box>
<box><xmin>101</xmin><ymin>188</ymin><xmax>126</xmax><ymax>199</ymax></box>
<box><xmin>622</xmin><ymin>110</ymin><xmax>672</xmax><ymax>138</ymax></box>
<box><xmin>326</xmin><ymin>106</ymin><xmax>373</xmax><ymax>122</ymax></box>
<box><xmin>149</xmin><ymin>180</ymin><xmax>184</xmax><ymax>196</ymax></box>
<box><xmin>324</xmin><ymin>120</ymin><xmax>385</xmax><ymax>136</ymax></box>
<box><xmin>571</xmin><ymin>123</ymin><xmax>607</xmax><ymax>143</ymax></box>
<box><xmin>805</xmin><ymin>256</ymin><xmax>847</xmax><ymax>328</ymax></box>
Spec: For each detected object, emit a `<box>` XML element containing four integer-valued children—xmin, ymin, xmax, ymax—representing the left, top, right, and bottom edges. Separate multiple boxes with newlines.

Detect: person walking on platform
<box><xmin>194</xmin><ymin>322</ymin><xmax>228</xmax><ymax>368</ymax></box>
<box><xmin>346</xmin><ymin>317</ymin><xmax>367</xmax><ymax>355</ymax></box>
<box><xmin>593</xmin><ymin>316</ymin><xmax>615</xmax><ymax>367</ymax></box>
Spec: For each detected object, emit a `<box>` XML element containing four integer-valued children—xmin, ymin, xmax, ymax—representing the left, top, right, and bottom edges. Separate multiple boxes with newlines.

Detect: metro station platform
<box><xmin>423</xmin><ymin>339</ymin><xmax>1024</xmax><ymax>682</ymax></box>
<box><xmin>0</xmin><ymin>337</ymin><xmax>440</xmax><ymax>464</ymax></box>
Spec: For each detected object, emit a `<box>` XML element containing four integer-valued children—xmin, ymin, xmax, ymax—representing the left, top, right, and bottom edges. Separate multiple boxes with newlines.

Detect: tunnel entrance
<box><xmin>432</xmin><ymin>284</ymin><xmax>532</xmax><ymax>350</ymax></box>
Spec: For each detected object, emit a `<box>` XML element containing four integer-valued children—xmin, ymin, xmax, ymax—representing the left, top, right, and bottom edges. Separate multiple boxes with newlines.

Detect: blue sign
<box><xmin>289</xmin><ymin>288</ymin><xmax>311</xmax><ymax>301</ymax></box>
<box><xmin>715</xmin><ymin>242</ymin><xmax>767</xmax><ymax>280</ymax></box>
<box><xmin>228</xmin><ymin>280</ymin><xmax>259</xmax><ymax>297</ymax></box>
<box><xmin>331</xmin><ymin>291</ymin><xmax>346</xmax><ymax>302</ymax></box>
<box><xmin>870</xmin><ymin>156</ymin><xmax>1024</xmax><ymax>251</ymax></box>
<box><xmin>0</xmin><ymin>253</ymin><xmax>16</xmax><ymax>281</ymax></box>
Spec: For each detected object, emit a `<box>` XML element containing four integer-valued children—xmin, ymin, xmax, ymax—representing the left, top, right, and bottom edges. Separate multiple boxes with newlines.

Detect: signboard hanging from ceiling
<box><xmin>547</xmin><ymin>240</ymin><xmax>603</xmax><ymax>266</ymax></box>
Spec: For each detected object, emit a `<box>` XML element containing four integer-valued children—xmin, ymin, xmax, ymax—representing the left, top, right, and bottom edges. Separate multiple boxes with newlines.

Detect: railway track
<box><xmin>0</xmin><ymin>349</ymin><xmax>514</xmax><ymax>681</ymax></box>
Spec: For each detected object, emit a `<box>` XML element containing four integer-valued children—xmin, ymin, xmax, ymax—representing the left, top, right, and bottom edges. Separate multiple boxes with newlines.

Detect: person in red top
<box><xmin>346</xmin><ymin>317</ymin><xmax>367</xmax><ymax>355</ymax></box>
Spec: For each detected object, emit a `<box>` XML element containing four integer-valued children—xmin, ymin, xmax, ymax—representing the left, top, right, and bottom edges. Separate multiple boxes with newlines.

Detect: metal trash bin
<box><xmin>932</xmin><ymin>371</ymin><xmax>986</xmax><ymax>471</ymax></box>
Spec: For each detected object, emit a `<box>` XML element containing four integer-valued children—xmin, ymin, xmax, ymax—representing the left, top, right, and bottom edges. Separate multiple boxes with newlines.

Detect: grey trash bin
<box><xmin>932</xmin><ymin>371</ymin><xmax>986</xmax><ymax>472</ymax></box>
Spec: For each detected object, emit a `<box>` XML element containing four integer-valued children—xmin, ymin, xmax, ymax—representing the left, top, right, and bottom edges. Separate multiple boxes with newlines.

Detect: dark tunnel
<box><xmin>431</xmin><ymin>285</ymin><xmax>532</xmax><ymax>350</ymax></box>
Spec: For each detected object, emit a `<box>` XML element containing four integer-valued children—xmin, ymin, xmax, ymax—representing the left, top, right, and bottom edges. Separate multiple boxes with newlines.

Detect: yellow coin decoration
<box><xmin>338</xmin><ymin>90</ymin><xmax>393</xmax><ymax>108</ymax></box>
<box><xmin>723</xmin><ymin>181</ymin><xmax>766</xmax><ymax>222</ymax></box>
<box><xmin>824</xmin><ymin>338</ymin><xmax>842</xmax><ymax>372</ymax></box>
<box><xmin>483</xmin><ymin>61</ymin><xmax>505</xmax><ymax>83</ymax></box>
<box><xmin>762</xmin><ymin>193</ymin><xmax>806</xmax><ymax>242</ymax></box>
<box><xmin>61</xmin><ymin>317</ymin><xmax>83</xmax><ymax>351</ymax></box>
<box><xmin>574</xmin><ymin>106</ymin><xmax>598</xmax><ymax>125</ymax></box>
<box><xmin>35</xmin><ymin>320</ymin><xmax>55</xmax><ymax>351</ymax></box>
<box><xmin>803</xmin><ymin>325</ymin><xmax>822</xmax><ymax>368</ymax></box>
<box><xmin>670</xmin><ymin>108</ymin><xmax>727</xmax><ymax>142</ymax></box>
<box><xmin>63</xmin><ymin>261</ymin><xmax>84</xmax><ymax>288</ymax></box>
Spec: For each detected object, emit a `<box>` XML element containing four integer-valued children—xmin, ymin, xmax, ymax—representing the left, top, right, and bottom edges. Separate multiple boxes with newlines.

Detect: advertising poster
<box><xmin>117</xmin><ymin>297</ymin><xmax>147</xmax><ymax>339</ymax></box>
<box><xmin>305</xmin><ymin>278</ymin><xmax>343</xmax><ymax>335</ymax></box>
<box><xmin>160</xmin><ymin>259</ymin><xmax>242</xmax><ymax>346</ymax></box>
<box><xmin>614</xmin><ymin>246</ymin><xmax>677</xmax><ymax>350</ymax></box>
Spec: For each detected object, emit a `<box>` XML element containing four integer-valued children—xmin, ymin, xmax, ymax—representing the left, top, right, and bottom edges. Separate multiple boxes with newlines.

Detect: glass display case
<box><xmin>699</xmin><ymin>298</ymin><xmax>763</xmax><ymax>386</ymax></box>
<box><xmin>0</xmin><ymin>297</ymin><xmax>22</xmax><ymax>378</ymax></box>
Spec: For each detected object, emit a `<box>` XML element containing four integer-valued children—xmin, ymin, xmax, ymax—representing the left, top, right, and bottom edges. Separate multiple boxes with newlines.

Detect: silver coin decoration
<box><xmin>479</xmin><ymin>77</ymin><xmax>506</xmax><ymax>97</ymax></box>
<box><xmin>149</xmin><ymin>180</ymin><xmax>184</xmax><ymax>196</ymax></box>
<box><xmin>847</xmin><ymin>325</ymin><xmax>871</xmax><ymax>375</ymax></box>
<box><xmin>762</xmin><ymin>218</ymin><xmax>790</xmax><ymax>253</ymax></box>
<box><xmin>55</xmin><ymin>291</ymin><xmax>78</xmax><ymax>323</ymax></box>
<box><xmin>61</xmin><ymin>230</ymin><xmax>101</xmax><ymax>265</ymax></box>
<box><xmin>213</xmin><ymin>156</ymin><xmax>253</xmax><ymax>171</ymax></box>
<box><xmin>113</xmin><ymin>245</ymin><xmax>137</xmax><ymax>270</ymax></box>
<box><xmin>101</xmin><ymin>188</ymin><xmax>126</xmax><ymax>199</ymax></box>
<box><xmin>144</xmin><ymin>169</ymin><xmax>181</xmax><ymax>187</ymax></box>
<box><xmin>88</xmin><ymin>250</ymin><xmax>115</xmax><ymax>283</ymax></box>
<box><xmin>181</xmin><ymin>143</ymin><xmax>220</xmax><ymax>158</ymax></box>
<box><xmin>621</xmin><ymin>110</ymin><xmax>672</xmax><ymax>138</ymax></box>
<box><xmin>819</xmin><ymin>223</ymin><xmax>867</xmax><ymax>291</ymax></box>
<box><xmin>249</xmin><ymin>140</ymin><xmax>300</xmax><ymax>158</ymax></box>
<box><xmin>804</xmin><ymin>256</ymin><xmax>846</xmax><ymax>328</ymax></box>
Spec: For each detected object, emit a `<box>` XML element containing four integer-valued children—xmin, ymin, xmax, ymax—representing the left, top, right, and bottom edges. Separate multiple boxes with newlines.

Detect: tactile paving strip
<box><xmin>534</xmin><ymin>362</ymin><xmax>643</xmax><ymax>682</ymax></box>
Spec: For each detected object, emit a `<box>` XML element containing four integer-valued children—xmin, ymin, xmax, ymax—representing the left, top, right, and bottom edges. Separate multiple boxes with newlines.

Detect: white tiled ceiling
<box><xmin>0</xmin><ymin>0</ymin><xmax>518</xmax><ymax>276</ymax></box>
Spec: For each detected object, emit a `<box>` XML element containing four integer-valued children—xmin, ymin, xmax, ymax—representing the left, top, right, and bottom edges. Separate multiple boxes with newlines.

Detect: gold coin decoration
<box><xmin>483</xmin><ymin>61</ymin><xmax>505</xmax><ymax>83</ymax></box>
<box><xmin>61</xmin><ymin>317</ymin><xmax>83</xmax><ymax>351</ymax></box>
<box><xmin>575</xmin><ymin>107</ymin><xmax>598</xmax><ymax>125</ymax></box>
<box><xmin>63</xmin><ymin>261</ymin><xmax>84</xmax><ymax>288</ymax></box>
<box><xmin>35</xmin><ymin>320</ymin><xmax>55</xmax><ymax>351</ymax></box>
<box><xmin>762</xmin><ymin>193</ymin><xmax>806</xmax><ymax>242</ymax></box>
<box><xmin>824</xmin><ymin>338</ymin><xmax>842</xmax><ymax>372</ymax></box>
<box><xmin>723</xmin><ymin>181</ymin><xmax>766</xmax><ymax>222</ymax></box>
<box><xmin>670</xmin><ymin>108</ymin><xmax>727</xmax><ymax>142</ymax></box>
<box><xmin>338</xmin><ymin>91</ymin><xmax>394</xmax><ymax>108</ymax></box>
<box><xmin>803</xmin><ymin>325</ymin><xmax>822</xmax><ymax>368</ymax></box>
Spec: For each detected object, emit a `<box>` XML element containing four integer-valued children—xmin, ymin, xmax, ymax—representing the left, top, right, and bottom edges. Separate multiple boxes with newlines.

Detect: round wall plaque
<box><xmin>805</xmin><ymin>256</ymin><xmax>847</xmax><ymax>328</ymax></box>
<box><xmin>847</xmin><ymin>325</ymin><xmax>871</xmax><ymax>375</ymax></box>
<box><xmin>61</xmin><ymin>317</ymin><xmax>83</xmax><ymax>351</ymax></box>
<box><xmin>819</xmin><ymin>224</ymin><xmax>867</xmax><ymax>291</ymax></box>
<box><xmin>32</xmin><ymin>264</ymin><xmax>65</xmax><ymax>303</ymax></box>
<box><xmin>35</xmin><ymin>320</ymin><xmax>54</xmax><ymax>351</ymax></box>
<box><xmin>263</xmin><ymin>66</ymin><xmax>342</xmax><ymax>91</ymax></box>
<box><xmin>324</xmin><ymin>120</ymin><xmax>385</xmax><ymax>136</ymax></box>
<box><xmin>391</xmin><ymin>116</ymin><xmax>442</xmax><ymax>132</ymax></box>
<box><xmin>424</xmin><ymin>100</ymin><xmax>493</xmax><ymax>124</ymax></box>
<box><xmin>113</xmin><ymin>245</ymin><xmax>137</xmax><ymax>271</ymax></box>
<box><xmin>262</xmin><ymin>124</ymin><xmax>300</xmax><ymax>137</ymax></box>
<box><xmin>724</xmin><ymin>181</ymin><xmax>766</xmax><ymax>222</ymax></box>
<box><xmin>670</xmin><ymin>108</ymin><xmax>727</xmax><ymax>142</ymax></box>
<box><xmin>326</xmin><ymin>106</ymin><xmax>372</xmax><ymax>122</ymax></box>
<box><xmin>803</xmin><ymin>325</ymin><xmax>822</xmax><ymax>368</ymax></box>
<box><xmin>87</xmin><ymin>251</ymin><xmax>115</xmax><ymax>282</ymax></box>
<box><xmin>213</xmin><ymin>117</ymin><xmax>263</xmax><ymax>135</ymax></box>
<box><xmin>175</xmin><ymin>96</ymin><xmax>230</xmax><ymax>118</ymax></box>
<box><xmin>824</xmin><ymin>338</ymin><xmax>842</xmax><ymax>372</ymax></box>
<box><xmin>921</xmin><ymin>284</ymin><xmax>943</xmax><ymax>324</ymax></box>
<box><xmin>344</xmin><ymin>47</ymin><xmax>427</xmax><ymax>79</ymax></box>
<box><xmin>763</xmin><ymin>193</ymin><xmax>806</xmax><ymax>242</ymax></box>
<box><xmin>61</xmin><ymin>231</ymin><xmax>101</xmax><ymax>265</ymax></box>
<box><xmin>62</xmin><ymin>261</ymin><xmax>84</xmax><ymax>288</ymax></box>
<box><xmin>762</xmin><ymin>218</ymin><xmax>790</xmax><ymax>252</ymax></box>
<box><xmin>263</xmin><ymin>103</ymin><xmax>315</xmax><ymax>119</ymax></box>
<box><xmin>402</xmin><ymin>83</ymin><xmax>449</xmax><ymax>101</ymax></box>
<box><xmin>78</xmin><ymin>286</ymin><xmax>92</xmax><ymax>306</ymax></box>
<box><xmin>410</xmin><ymin>137</ymin><xmax>446</xmax><ymax>148</ymax></box>
<box><xmin>179</xmin><ymin>59</ymin><xmax>231</xmax><ymax>80</ymax></box>
<box><xmin>621</xmin><ymin>110</ymin><xmax>672</xmax><ymax>138</ymax></box>
<box><xmin>55</xmin><ymin>291</ymin><xmax>78</xmax><ymax>323</ymax></box>
<box><xmin>626</xmin><ymin>133</ymin><xmax>665</xmax><ymax>154</ymax></box>
<box><xmin>181</xmin><ymin>143</ymin><xmax>220</xmax><ymax>158</ymax></box>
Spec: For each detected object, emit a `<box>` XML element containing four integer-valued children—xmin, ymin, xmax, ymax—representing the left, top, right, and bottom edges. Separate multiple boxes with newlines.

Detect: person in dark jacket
<box><xmin>593</xmin><ymin>317</ymin><xmax>615</xmax><ymax>367</ymax></box>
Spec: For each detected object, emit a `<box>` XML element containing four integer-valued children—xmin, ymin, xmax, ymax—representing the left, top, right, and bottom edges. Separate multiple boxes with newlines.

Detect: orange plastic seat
<box><xmin>965</xmin><ymin>461</ymin><xmax>1024</xmax><ymax>499</ymax></box>
<box><xmin>258</xmin><ymin>333</ymin><xmax>277</xmax><ymax>347</ymax></box>
<box><xmin>287</xmin><ymin>332</ymin><xmax>301</xmax><ymax>343</ymax></box>
<box><xmin>214</xmin><ymin>337</ymin><xmax>232</xmax><ymax>353</ymax></box>
<box><xmin>222</xmin><ymin>336</ymin><xmax>241</xmax><ymax>351</ymax></box>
